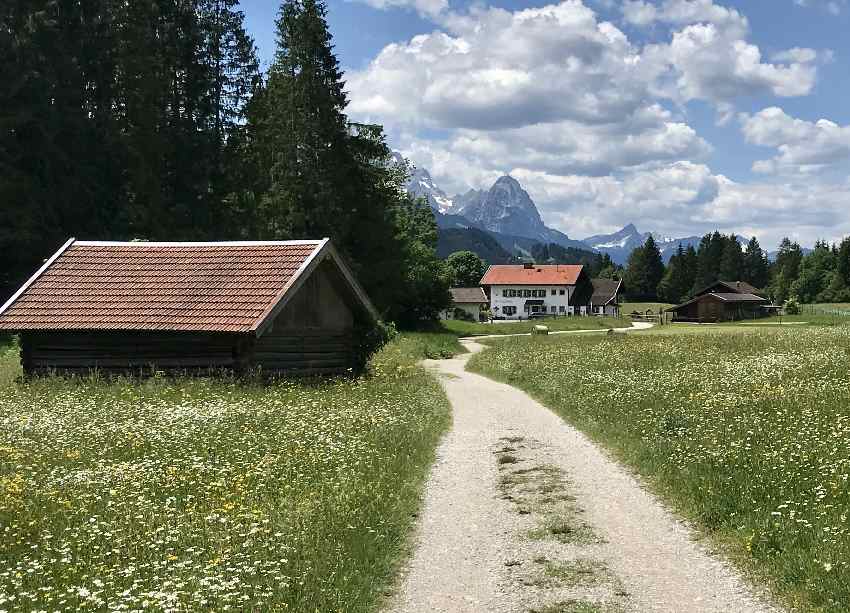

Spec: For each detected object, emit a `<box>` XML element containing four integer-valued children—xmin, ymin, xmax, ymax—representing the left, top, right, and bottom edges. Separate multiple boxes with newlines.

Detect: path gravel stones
<box><xmin>390</xmin><ymin>332</ymin><xmax>780</xmax><ymax>613</ymax></box>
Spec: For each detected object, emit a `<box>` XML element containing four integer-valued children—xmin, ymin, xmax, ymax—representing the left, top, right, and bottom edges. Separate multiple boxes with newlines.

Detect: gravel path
<box><xmin>390</xmin><ymin>328</ymin><xmax>780</xmax><ymax>613</ymax></box>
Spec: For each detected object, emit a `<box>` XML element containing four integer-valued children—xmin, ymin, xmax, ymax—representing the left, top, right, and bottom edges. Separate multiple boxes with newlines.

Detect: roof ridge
<box><xmin>75</xmin><ymin>239</ymin><xmax>325</xmax><ymax>247</ymax></box>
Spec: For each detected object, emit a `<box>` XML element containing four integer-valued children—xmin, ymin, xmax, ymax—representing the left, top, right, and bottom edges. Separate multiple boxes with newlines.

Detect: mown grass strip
<box><xmin>0</xmin><ymin>332</ymin><xmax>452</xmax><ymax>611</ymax></box>
<box><xmin>440</xmin><ymin>316</ymin><xmax>625</xmax><ymax>337</ymax></box>
<box><xmin>468</xmin><ymin>325</ymin><xmax>850</xmax><ymax>612</ymax></box>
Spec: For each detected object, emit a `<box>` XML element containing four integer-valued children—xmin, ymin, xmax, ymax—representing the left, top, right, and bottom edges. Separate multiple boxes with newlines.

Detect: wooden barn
<box><xmin>665</xmin><ymin>280</ymin><xmax>769</xmax><ymax>323</ymax></box>
<box><xmin>0</xmin><ymin>238</ymin><xmax>380</xmax><ymax>376</ymax></box>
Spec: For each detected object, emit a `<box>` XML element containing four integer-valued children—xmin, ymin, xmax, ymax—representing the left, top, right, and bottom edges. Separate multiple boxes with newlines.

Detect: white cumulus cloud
<box><xmin>741</xmin><ymin>107</ymin><xmax>850</xmax><ymax>173</ymax></box>
<box><xmin>352</xmin><ymin>0</ymin><xmax>448</xmax><ymax>19</ymax></box>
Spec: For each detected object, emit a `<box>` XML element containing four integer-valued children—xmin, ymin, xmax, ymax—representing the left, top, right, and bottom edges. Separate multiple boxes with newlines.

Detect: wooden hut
<box><xmin>590</xmin><ymin>279</ymin><xmax>622</xmax><ymax>317</ymax></box>
<box><xmin>0</xmin><ymin>238</ymin><xmax>380</xmax><ymax>376</ymax></box>
<box><xmin>665</xmin><ymin>280</ymin><xmax>769</xmax><ymax>323</ymax></box>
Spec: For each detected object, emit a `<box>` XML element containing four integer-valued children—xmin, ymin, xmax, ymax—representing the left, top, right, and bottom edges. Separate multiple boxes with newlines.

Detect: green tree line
<box><xmin>622</xmin><ymin>232</ymin><xmax>850</xmax><ymax>305</ymax></box>
<box><xmin>0</xmin><ymin>0</ymin><xmax>450</xmax><ymax>327</ymax></box>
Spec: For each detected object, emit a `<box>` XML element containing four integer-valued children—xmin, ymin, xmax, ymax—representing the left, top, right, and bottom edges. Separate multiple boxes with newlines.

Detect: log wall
<box><xmin>21</xmin><ymin>331</ymin><xmax>241</xmax><ymax>375</ymax></box>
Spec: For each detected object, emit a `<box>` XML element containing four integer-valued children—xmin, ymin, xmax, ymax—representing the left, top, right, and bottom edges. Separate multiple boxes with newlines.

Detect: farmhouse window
<box><xmin>559</xmin><ymin>306</ymin><xmax>565</xmax><ymax>313</ymax></box>
<box><xmin>524</xmin><ymin>289</ymin><xmax>532</xmax><ymax>297</ymax></box>
<box><xmin>560</xmin><ymin>289</ymin><xmax>566</xmax><ymax>295</ymax></box>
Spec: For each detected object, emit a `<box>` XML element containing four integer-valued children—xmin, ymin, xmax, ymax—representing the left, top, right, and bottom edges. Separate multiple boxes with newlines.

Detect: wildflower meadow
<box><xmin>469</xmin><ymin>324</ymin><xmax>850</xmax><ymax>612</ymax></box>
<box><xmin>0</xmin><ymin>335</ymin><xmax>451</xmax><ymax>612</ymax></box>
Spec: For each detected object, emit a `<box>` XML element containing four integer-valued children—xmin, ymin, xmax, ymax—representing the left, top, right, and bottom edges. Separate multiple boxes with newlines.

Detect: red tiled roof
<box><xmin>480</xmin><ymin>265</ymin><xmax>583</xmax><ymax>286</ymax></box>
<box><xmin>0</xmin><ymin>239</ymin><xmax>330</xmax><ymax>333</ymax></box>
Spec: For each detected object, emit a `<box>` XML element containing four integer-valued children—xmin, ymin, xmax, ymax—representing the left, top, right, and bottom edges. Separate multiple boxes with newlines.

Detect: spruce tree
<box><xmin>259</xmin><ymin>0</ymin><xmax>352</xmax><ymax>240</ymax></box>
<box><xmin>743</xmin><ymin>237</ymin><xmax>769</xmax><ymax>288</ymax></box>
<box><xmin>791</xmin><ymin>241</ymin><xmax>835</xmax><ymax>303</ymax></box>
<box><xmin>657</xmin><ymin>244</ymin><xmax>694</xmax><ymax>303</ymax></box>
<box><xmin>719</xmin><ymin>235</ymin><xmax>745</xmax><ymax>281</ymax></box>
<box><xmin>769</xmin><ymin>238</ymin><xmax>804</xmax><ymax>302</ymax></box>
<box><xmin>624</xmin><ymin>235</ymin><xmax>664</xmax><ymax>300</ymax></box>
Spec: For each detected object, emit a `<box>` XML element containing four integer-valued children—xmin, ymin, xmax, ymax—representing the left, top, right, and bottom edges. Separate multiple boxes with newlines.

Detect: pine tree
<box><xmin>692</xmin><ymin>232</ymin><xmax>723</xmax><ymax>292</ymax></box>
<box><xmin>719</xmin><ymin>235</ymin><xmax>745</xmax><ymax>281</ymax></box>
<box><xmin>657</xmin><ymin>244</ymin><xmax>694</xmax><ymax>303</ymax></box>
<box><xmin>258</xmin><ymin>0</ymin><xmax>352</xmax><ymax>240</ymax></box>
<box><xmin>0</xmin><ymin>0</ymin><xmax>126</xmax><ymax>299</ymax></box>
<box><xmin>838</xmin><ymin>237</ymin><xmax>850</xmax><ymax>288</ymax></box>
<box><xmin>624</xmin><ymin>236</ymin><xmax>664</xmax><ymax>300</ymax></box>
<box><xmin>769</xmin><ymin>238</ymin><xmax>804</xmax><ymax>303</ymax></box>
<box><xmin>743</xmin><ymin>237</ymin><xmax>769</xmax><ymax>288</ymax></box>
<box><xmin>791</xmin><ymin>240</ymin><xmax>835</xmax><ymax>303</ymax></box>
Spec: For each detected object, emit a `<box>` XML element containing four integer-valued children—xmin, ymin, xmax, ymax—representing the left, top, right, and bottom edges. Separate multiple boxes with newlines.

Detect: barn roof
<box><xmin>666</xmin><ymin>292</ymin><xmax>769</xmax><ymax>312</ymax></box>
<box><xmin>694</xmin><ymin>280</ymin><xmax>766</xmax><ymax>297</ymax></box>
<box><xmin>480</xmin><ymin>264</ymin><xmax>583</xmax><ymax>286</ymax></box>
<box><xmin>590</xmin><ymin>279</ymin><xmax>621</xmax><ymax>306</ymax></box>
<box><xmin>0</xmin><ymin>238</ymin><xmax>378</xmax><ymax>334</ymax></box>
<box><xmin>450</xmin><ymin>287</ymin><xmax>487</xmax><ymax>304</ymax></box>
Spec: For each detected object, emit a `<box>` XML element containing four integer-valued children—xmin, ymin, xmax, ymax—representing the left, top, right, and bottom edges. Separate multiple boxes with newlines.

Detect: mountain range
<box><xmin>399</xmin><ymin>156</ymin><xmax>784</xmax><ymax>265</ymax></box>
<box><xmin>582</xmin><ymin>224</ymin><xmax>702</xmax><ymax>264</ymax></box>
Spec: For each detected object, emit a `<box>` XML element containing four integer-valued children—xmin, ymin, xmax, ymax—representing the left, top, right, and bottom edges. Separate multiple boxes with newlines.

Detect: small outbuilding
<box><xmin>442</xmin><ymin>287</ymin><xmax>488</xmax><ymax>321</ymax></box>
<box><xmin>0</xmin><ymin>238</ymin><xmax>380</xmax><ymax>376</ymax></box>
<box><xmin>590</xmin><ymin>279</ymin><xmax>622</xmax><ymax>317</ymax></box>
<box><xmin>665</xmin><ymin>280</ymin><xmax>769</xmax><ymax>323</ymax></box>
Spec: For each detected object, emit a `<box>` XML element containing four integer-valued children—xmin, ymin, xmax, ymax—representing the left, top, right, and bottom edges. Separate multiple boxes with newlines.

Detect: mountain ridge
<box><xmin>398</xmin><ymin>156</ymin><xmax>791</xmax><ymax>265</ymax></box>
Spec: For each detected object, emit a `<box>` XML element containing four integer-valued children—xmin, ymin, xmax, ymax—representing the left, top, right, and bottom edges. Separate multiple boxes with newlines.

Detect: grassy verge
<box><xmin>0</xmin><ymin>334</ymin><xmax>452</xmax><ymax>611</ymax></box>
<box><xmin>620</xmin><ymin>302</ymin><xmax>673</xmax><ymax>314</ymax></box>
<box><xmin>396</xmin><ymin>330</ymin><xmax>466</xmax><ymax>359</ymax></box>
<box><xmin>468</xmin><ymin>325</ymin><xmax>850</xmax><ymax>612</ymax></box>
<box><xmin>441</xmin><ymin>316</ymin><xmax>626</xmax><ymax>337</ymax></box>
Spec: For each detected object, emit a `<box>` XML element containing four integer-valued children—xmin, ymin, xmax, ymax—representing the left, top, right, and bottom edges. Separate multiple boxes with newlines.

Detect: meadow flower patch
<box><xmin>469</xmin><ymin>326</ymin><xmax>850</xmax><ymax>612</ymax></box>
<box><xmin>0</xmin><ymin>337</ymin><xmax>449</xmax><ymax>612</ymax></box>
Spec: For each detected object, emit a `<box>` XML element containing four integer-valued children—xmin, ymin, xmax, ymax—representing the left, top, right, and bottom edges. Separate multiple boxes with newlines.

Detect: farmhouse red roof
<box><xmin>480</xmin><ymin>265</ymin><xmax>583</xmax><ymax>286</ymax></box>
<box><xmin>0</xmin><ymin>239</ymin><xmax>334</xmax><ymax>333</ymax></box>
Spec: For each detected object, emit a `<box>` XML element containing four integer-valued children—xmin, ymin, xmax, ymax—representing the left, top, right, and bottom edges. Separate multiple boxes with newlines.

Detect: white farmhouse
<box><xmin>480</xmin><ymin>263</ymin><xmax>589</xmax><ymax>320</ymax></box>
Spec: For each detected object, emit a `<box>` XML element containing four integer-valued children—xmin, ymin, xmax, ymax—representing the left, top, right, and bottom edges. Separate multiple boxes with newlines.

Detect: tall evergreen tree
<box><xmin>624</xmin><ymin>235</ymin><xmax>664</xmax><ymax>300</ymax></box>
<box><xmin>249</xmin><ymin>0</ymin><xmax>449</xmax><ymax>323</ymax></box>
<box><xmin>691</xmin><ymin>231</ymin><xmax>725</xmax><ymax>293</ymax></box>
<box><xmin>258</xmin><ymin>0</ymin><xmax>353</xmax><ymax>240</ymax></box>
<box><xmin>719</xmin><ymin>235</ymin><xmax>745</xmax><ymax>281</ymax></box>
<box><xmin>743</xmin><ymin>237</ymin><xmax>770</xmax><ymax>288</ymax></box>
<box><xmin>657</xmin><ymin>244</ymin><xmax>694</xmax><ymax>304</ymax></box>
<box><xmin>791</xmin><ymin>240</ymin><xmax>836</xmax><ymax>303</ymax></box>
<box><xmin>0</xmin><ymin>0</ymin><xmax>260</xmax><ymax>300</ymax></box>
<box><xmin>769</xmin><ymin>238</ymin><xmax>804</xmax><ymax>303</ymax></box>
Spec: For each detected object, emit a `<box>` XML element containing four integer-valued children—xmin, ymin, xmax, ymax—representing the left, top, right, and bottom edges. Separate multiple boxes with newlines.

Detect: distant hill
<box><xmin>436</xmin><ymin>228</ymin><xmax>515</xmax><ymax>264</ymax></box>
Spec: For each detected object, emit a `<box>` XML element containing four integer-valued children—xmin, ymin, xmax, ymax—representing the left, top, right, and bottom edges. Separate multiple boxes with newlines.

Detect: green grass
<box><xmin>468</xmin><ymin>325</ymin><xmax>850</xmax><ymax>612</ymax></box>
<box><xmin>0</xmin><ymin>334</ymin><xmax>452</xmax><ymax>611</ymax></box>
<box><xmin>620</xmin><ymin>302</ymin><xmax>673</xmax><ymax>314</ymax></box>
<box><xmin>441</xmin><ymin>316</ymin><xmax>626</xmax><ymax>337</ymax></box>
<box><xmin>396</xmin><ymin>330</ymin><xmax>466</xmax><ymax>359</ymax></box>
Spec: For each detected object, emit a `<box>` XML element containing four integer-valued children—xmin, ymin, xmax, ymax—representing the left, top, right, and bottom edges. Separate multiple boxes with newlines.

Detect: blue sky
<box><xmin>240</xmin><ymin>0</ymin><xmax>850</xmax><ymax>246</ymax></box>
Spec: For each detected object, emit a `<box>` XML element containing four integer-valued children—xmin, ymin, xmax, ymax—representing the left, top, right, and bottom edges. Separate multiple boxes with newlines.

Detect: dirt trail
<box><xmin>390</xmin><ymin>331</ymin><xmax>779</xmax><ymax>613</ymax></box>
